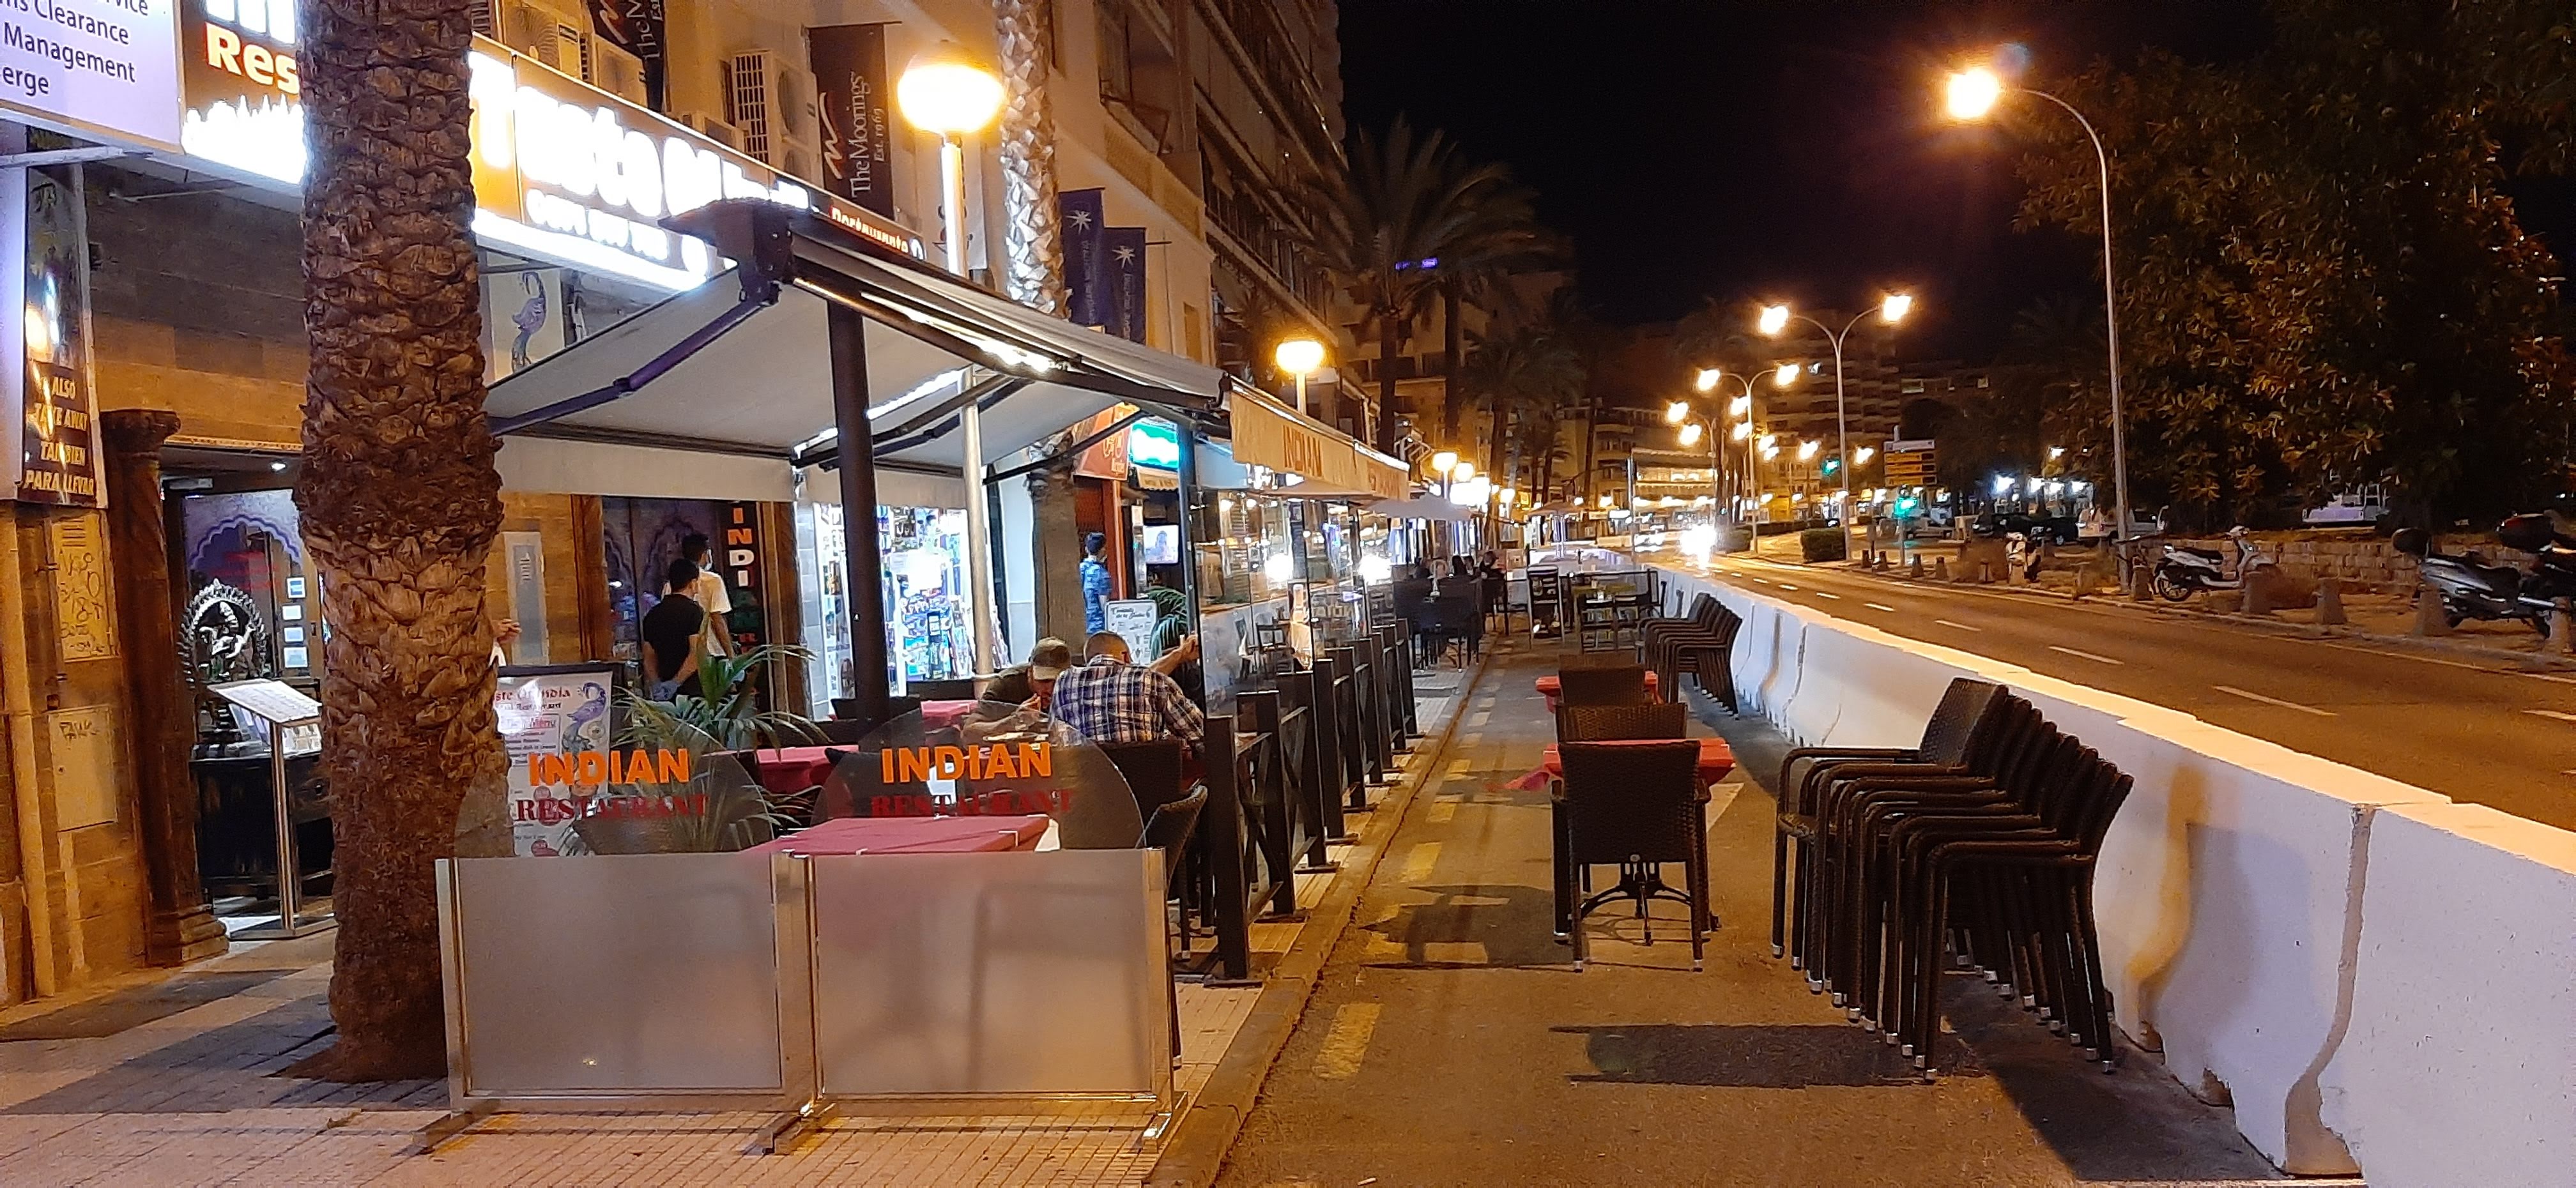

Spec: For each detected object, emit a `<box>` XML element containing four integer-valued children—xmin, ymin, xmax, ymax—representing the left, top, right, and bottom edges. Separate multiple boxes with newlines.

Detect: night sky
<box><xmin>1337</xmin><ymin>2</ymin><xmax>2271</xmax><ymax>360</ymax></box>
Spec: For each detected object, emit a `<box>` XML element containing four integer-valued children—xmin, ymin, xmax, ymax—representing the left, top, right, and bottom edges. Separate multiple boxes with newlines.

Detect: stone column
<box><xmin>102</xmin><ymin>409</ymin><xmax>227</xmax><ymax>965</ymax></box>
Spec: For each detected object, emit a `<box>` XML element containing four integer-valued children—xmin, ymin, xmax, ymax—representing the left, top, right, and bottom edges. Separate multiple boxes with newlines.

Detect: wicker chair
<box><xmin>1554</xmin><ymin>740</ymin><xmax>1713</xmax><ymax>971</ymax></box>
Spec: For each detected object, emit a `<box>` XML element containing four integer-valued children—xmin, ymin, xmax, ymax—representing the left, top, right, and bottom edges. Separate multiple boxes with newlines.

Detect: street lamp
<box><xmin>1275</xmin><ymin>337</ymin><xmax>1326</xmax><ymax>416</ymax></box>
<box><xmin>1946</xmin><ymin>59</ymin><xmax>2131</xmax><ymax>557</ymax></box>
<box><xmin>1761</xmin><ymin>293</ymin><xmax>1913</xmax><ymax>553</ymax></box>
<box><xmin>898</xmin><ymin>42</ymin><xmax>1007</xmax><ymax>676</ymax></box>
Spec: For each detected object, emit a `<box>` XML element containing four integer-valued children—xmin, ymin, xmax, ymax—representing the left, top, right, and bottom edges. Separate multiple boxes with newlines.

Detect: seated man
<box><xmin>981</xmin><ymin>637</ymin><xmax>1074</xmax><ymax>708</ymax></box>
<box><xmin>1048</xmin><ymin>630</ymin><xmax>1204</xmax><ymax>752</ymax></box>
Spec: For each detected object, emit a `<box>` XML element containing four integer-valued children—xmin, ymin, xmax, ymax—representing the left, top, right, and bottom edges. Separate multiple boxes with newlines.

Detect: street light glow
<box><xmin>1880</xmin><ymin>293</ymin><xmax>1913</xmax><ymax>324</ymax></box>
<box><xmin>1758</xmin><ymin>304</ymin><xmax>1791</xmax><ymax>336</ymax></box>
<box><xmin>1430</xmin><ymin>450</ymin><xmax>1459</xmax><ymax>475</ymax></box>
<box><xmin>1453</xmin><ymin>461</ymin><xmax>1476</xmax><ymax>482</ymax></box>
<box><xmin>1945</xmin><ymin>66</ymin><xmax>2004</xmax><ymax>121</ymax></box>
<box><xmin>1694</xmin><ymin>368</ymin><xmax>1721</xmax><ymax>393</ymax></box>
<box><xmin>1728</xmin><ymin>394</ymin><xmax>1752</xmax><ymax>418</ymax></box>
<box><xmin>1854</xmin><ymin>445</ymin><xmax>1876</xmax><ymax>466</ymax></box>
<box><xmin>1273</xmin><ymin>337</ymin><xmax>1326</xmax><ymax>377</ymax></box>
<box><xmin>1731</xmin><ymin>421</ymin><xmax>1752</xmax><ymax>441</ymax></box>
<box><xmin>1678</xmin><ymin>422</ymin><xmax>1704</xmax><ymax>446</ymax></box>
<box><xmin>896</xmin><ymin>43</ymin><xmax>1007</xmax><ymax>135</ymax></box>
<box><xmin>2048</xmin><ymin>445</ymin><xmax>2066</xmax><ymax>459</ymax></box>
<box><xmin>1774</xmin><ymin>362</ymin><xmax>1799</xmax><ymax>386</ymax></box>
<box><xmin>1666</xmin><ymin>400</ymin><xmax>1690</xmax><ymax>423</ymax></box>
<box><xmin>1797</xmin><ymin>439</ymin><xmax>1820</xmax><ymax>461</ymax></box>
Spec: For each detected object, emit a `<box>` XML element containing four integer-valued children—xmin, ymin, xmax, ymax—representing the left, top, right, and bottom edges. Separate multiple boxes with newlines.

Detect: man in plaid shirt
<box><xmin>1050</xmin><ymin>631</ymin><xmax>1205</xmax><ymax>751</ymax></box>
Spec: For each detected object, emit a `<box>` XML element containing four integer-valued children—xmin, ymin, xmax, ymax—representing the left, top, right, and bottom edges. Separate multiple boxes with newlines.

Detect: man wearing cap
<box><xmin>981</xmin><ymin>637</ymin><xmax>1073</xmax><ymax>709</ymax></box>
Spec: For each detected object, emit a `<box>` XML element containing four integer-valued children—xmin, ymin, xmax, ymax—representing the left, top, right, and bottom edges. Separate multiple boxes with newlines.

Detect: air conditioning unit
<box><xmin>677</xmin><ymin>110</ymin><xmax>745</xmax><ymax>152</ymax></box>
<box><xmin>503</xmin><ymin>0</ymin><xmax>590</xmax><ymax>80</ymax></box>
<box><xmin>730</xmin><ymin>49</ymin><xmax>821</xmax><ymax>178</ymax></box>
<box><xmin>592</xmin><ymin>40</ymin><xmax>647</xmax><ymax>105</ymax></box>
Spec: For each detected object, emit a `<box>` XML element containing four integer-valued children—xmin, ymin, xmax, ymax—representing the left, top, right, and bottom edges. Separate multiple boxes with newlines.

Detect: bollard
<box><xmin>1933</xmin><ymin>556</ymin><xmax>1950</xmax><ymax>582</ymax></box>
<box><xmin>2413</xmin><ymin>590</ymin><xmax>2453</xmax><ymax>636</ymax></box>
<box><xmin>2557</xmin><ymin>599</ymin><xmax>2575</xmax><ymax>655</ymax></box>
<box><xmin>2242</xmin><ymin>572</ymin><xmax>2273</xmax><ymax>617</ymax></box>
<box><xmin>1908</xmin><ymin>554</ymin><xmax>1924</xmax><ymax>579</ymax></box>
<box><xmin>2130</xmin><ymin>558</ymin><xmax>2154</xmax><ymax>602</ymax></box>
<box><xmin>2316</xmin><ymin>577</ymin><xmax>2347</xmax><ymax>626</ymax></box>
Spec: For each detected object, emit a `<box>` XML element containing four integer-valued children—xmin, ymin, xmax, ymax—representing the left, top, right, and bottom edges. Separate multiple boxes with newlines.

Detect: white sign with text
<box><xmin>0</xmin><ymin>0</ymin><xmax>181</xmax><ymax>149</ymax></box>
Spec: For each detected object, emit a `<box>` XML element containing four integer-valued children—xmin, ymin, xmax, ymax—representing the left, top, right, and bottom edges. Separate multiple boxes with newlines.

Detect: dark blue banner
<box><xmin>1058</xmin><ymin>188</ymin><xmax>1105</xmax><ymax>326</ymax></box>
<box><xmin>1103</xmin><ymin>226</ymin><xmax>1146</xmax><ymax>344</ymax></box>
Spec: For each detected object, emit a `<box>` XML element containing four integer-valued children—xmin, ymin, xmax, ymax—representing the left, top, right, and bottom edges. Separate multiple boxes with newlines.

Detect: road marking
<box><xmin>1776</xmin><ymin>583</ymin><xmax>1799</xmax><ymax>591</ymax></box>
<box><xmin>1811</xmin><ymin>591</ymin><xmax>1841</xmax><ymax>600</ymax></box>
<box><xmin>1865</xmin><ymin>602</ymin><xmax>1898</xmax><ymax>613</ymax></box>
<box><xmin>1445</xmin><ymin>758</ymin><xmax>1473</xmax><ymax>779</ymax></box>
<box><xmin>2048</xmin><ymin>645</ymin><xmax>2126</xmax><ymax>666</ymax></box>
<box><xmin>1468</xmin><ymin>711</ymin><xmax>1492</xmax><ymax>726</ymax></box>
<box><xmin>2526</xmin><ymin>673</ymin><xmax>2576</xmax><ymax>685</ymax></box>
<box><xmin>1400</xmin><ymin>842</ymin><xmax>1441</xmax><ymax>883</ymax></box>
<box><xmin>2211</xmin><ymin>685</ymin><xmax>2337</xmax><ymax>716</ymax></box>
<box><xmin>1749</xmin><ymin>577</ymin><xmax>1772</xmax><ymax>585</ymax></box>
<box><xmin>2526</xmin><ymin>710</ymin><xmax>2576</xmax><ymax>723</ymax></box>
<box><xmin>1427</xmin><ymin>801</ymin><xmax>1458</xmax><ymax>823</ymax></box>
<box><xmin>1933</xmin><ymin>619</ymin><xmax>1982</xmax><ymax>632</ymax></box>
<box><xmin>1311</xmin><ymin>1003</ymin><xmax>1383</xmax><ymax>1079</ymax></box>
<box><xmin>1459</xmin><ymin>731</ymin><xmax>1482</xmax><ymax>746</ymax></box>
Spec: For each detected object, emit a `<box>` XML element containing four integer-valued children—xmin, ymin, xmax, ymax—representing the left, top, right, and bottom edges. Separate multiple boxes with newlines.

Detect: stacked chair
<box><xmin>1639</xmin><ymin>593</ymin><xmax>1744</xmax><ymax>712</ymax></box>
<box><xmin>1772</xmin><ymin>677</ymin><xmax>2133</xmax><ymax>1074</ymax></box>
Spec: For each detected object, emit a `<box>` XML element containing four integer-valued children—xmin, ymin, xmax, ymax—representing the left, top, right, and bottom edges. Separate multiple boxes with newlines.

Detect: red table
<box><xmin>742</xmin><ymin>814</ymin><xmax>1051</xmax><ymax>855</ymax></box>
<box><xmin>753</xmin><ymin>746</ymin><xmax>852</xmax><ymax>796</ymax></box>
<box><xmin>1535</xmin><ymin>671</ymin><xmax>1660</xmax><ymax>714</ymax></box>
<box><xmin>1512</xmin><ymin>737</ymin><xmax>1734</xmax><ymax>791</ymax></box>
<box><xmin>921</xmin><ymin>699</ymin><xmax>980</xmax><ymax>730</ymax></box>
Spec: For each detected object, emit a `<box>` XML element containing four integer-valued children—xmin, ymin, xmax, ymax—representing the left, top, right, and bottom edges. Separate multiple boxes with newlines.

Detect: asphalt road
<box><xmin>1698</xmin><ymin>552</ymin><xmax>2576</xmax><ymax>831</ymax></box>
<box><xmin>1216</xmin><ymin>642</ymin><xmax>2288</xmax><ymax>1188</ymax></box>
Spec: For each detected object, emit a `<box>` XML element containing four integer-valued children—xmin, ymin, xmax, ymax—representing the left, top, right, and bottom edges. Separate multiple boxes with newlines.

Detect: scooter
<box><xmin>2393</xmin><ymin>524</ymin><xmax>2553</xmax><ymax>637</ymax></box>
<box><xmin>2149</xmin><ymin>527</ymin><xmax>2271</xmax><ymax>602</ymax></box>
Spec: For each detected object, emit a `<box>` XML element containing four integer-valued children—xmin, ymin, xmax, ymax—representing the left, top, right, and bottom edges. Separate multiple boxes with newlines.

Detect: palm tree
<box><xmin>992</xmin><ymin>0</ymin><xmax>1067</xmax><ymax>313</ymax></box>
<box><xmin>1464</xmin><ymin>324</ymin><xmax>1586</xmax><ymax>495</ymax></box>
<box><xmin>293</xmin><ymin>0</ymin><xmax>508</xmax><ymax>1079</ymax></box>
<box><xmin>1297</xmin><ymin>118</ymin><xmax>1544</xmax><ymax>454</ymax></box>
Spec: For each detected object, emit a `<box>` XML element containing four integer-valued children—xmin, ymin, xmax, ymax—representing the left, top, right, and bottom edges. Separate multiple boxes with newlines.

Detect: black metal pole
<box><xmin>827</xmin><ymin>301</ymin><xmax>892</xmax><ymax>729</ymax></box>
<box><xmin>1174</xmin><ymin>419</ymin><xmax>1202</xmax><ymax>637</ymax></box>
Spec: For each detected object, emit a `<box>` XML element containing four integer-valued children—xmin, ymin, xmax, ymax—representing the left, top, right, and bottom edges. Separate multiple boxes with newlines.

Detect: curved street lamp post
<box><xmin>1759</xmin><ymin>294</ymin><xmax>1912</xmax><ymax>558</ymax></box>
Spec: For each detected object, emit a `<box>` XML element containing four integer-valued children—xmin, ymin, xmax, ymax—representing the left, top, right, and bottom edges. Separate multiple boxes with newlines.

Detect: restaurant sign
<box><xmin>1229</xmin><ymin>392</ymin><xmax>1407</xmax><ymax>501</ymax></box>
<box><xmin>10</xmin><ymin>158</ymin><xmax>103</xmax><ymax>506</ymax></box>
<box><xmin>175</xmin><ymin>19</ymin><xmax>924</xmax><ymax>291</ymax></box>
<box><xmin>0</xmin><ymin>0</ymin><xmax>182</xmax><ymax>150</ymax></box>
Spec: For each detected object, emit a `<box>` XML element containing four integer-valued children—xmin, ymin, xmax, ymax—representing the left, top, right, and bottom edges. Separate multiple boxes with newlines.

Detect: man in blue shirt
<box><xmin>1080</xmin><ymin>531</ymin><xmax>1112</xmax><ymax>634</ymax></box>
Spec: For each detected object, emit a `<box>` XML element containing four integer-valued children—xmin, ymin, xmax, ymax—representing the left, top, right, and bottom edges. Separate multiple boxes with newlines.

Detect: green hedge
<box><xmin>1799</xmin><ymin>527</ymin><xmax>1847</xmax><ymax>563</ymax></box>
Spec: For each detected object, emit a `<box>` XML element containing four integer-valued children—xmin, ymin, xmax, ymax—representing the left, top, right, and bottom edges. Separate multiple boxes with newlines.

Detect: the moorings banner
<box><xmin>586</xmin><ymin>0</ymin><xmax>664</xmax><ymax>109</ymax></box>
<box><xmin>1059</xmin><ymin>187</ymin><xmax>1105</xmax><ymax>327</ymax></box>
<box><xmin>1102</xmin><ymin>225</ymin><xmax>1146</xmax><ymax>343</ymax></box>
<box><xmin>809</xmin><ymin>22</ymin><xmax>894</xmax><ymax>217</ymax></box>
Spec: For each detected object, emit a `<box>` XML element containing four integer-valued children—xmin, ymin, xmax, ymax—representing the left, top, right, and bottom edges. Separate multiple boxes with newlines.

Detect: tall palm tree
<box><xmin>1297</xmin><ymin>118</ymin><xmax>1543</xmax><ymax>453</ymax></box>
<box><xmin>1464</xmin><ymin>323</ymin><xmax>1585</xmax><ymax>494</ymax></box>
<box><xmin>993</xmin><ymin>0</ymin><xmax>1067</xmax><ymax>314</ymax></box>
<box><xmin>295</xmin><ymin>0</ymin><xmax>508</xmax><ymax>1079</ymax></box>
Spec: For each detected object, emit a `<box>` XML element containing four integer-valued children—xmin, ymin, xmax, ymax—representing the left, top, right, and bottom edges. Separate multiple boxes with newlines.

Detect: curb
<box><xmin>1142</xmin><ymin>650</ymin><xmax>1495</xmax><ymax>1188</ymax></box>
<box><xmin>1724</xmin><ymin>552</ymin><xmax>2576</xmax><ymax>672</ymax></box>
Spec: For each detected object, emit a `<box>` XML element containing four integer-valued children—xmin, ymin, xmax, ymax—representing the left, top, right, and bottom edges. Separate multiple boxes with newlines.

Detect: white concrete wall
<box><xmin>1652</xmin><ymin>563</ymin><xmax>2571</xmax><ymax>1183</ymax></box>
<box><xmin>2317</xmin><ymin>802</ymin><xmax>2576</xmax><ymax>1188</ymax></box>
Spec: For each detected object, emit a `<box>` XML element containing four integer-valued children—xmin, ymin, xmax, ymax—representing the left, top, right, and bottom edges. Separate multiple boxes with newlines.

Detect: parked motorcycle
<box><xmin>2149</xmin><ymin>527</ymin><xmax>2272</xmax><ymax>602</ymax></box>
<box><xmin>2396</xmin><ymin>515</ymin><xmax>2576</xmax><ymax>637</ymax></box>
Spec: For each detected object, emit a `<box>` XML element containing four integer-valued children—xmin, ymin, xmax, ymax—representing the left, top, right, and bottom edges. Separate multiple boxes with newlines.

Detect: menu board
<box><xmin>494</xmin><ymin>665</ymin><xmax>618</xmax><ymax>856</ymax></box>
<box><xmin>1101</xmin><ymin>598</ymin><xmax>1160</xmax><ymax>663</ymax></box>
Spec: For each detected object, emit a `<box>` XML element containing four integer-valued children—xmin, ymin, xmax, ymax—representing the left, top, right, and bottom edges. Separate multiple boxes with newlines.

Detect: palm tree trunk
<box><xmin>297</xmin><ymin>0</ymin><xmax>508</xmax><ymax>1080</ymax></box>
<box><xmin>1439</xmin><ymin>281</ymin><xmax>1464</xmax><ymax>440</ymax></box>
<box><xmin>993</xmin><ymin>0</ymin><xmax>1067</xmax><ymax>314</ymax></box>
<box><xmin>1376</xmin><ymin>310</ymin><xmax>1402</xmax><ymax>455</ymax></box>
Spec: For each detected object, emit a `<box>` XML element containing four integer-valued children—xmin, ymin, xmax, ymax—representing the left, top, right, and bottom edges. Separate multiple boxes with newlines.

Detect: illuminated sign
<box><xmin>877</xmin><ymin>742</ymin><xmax>1054</xmax><ymax>783</ymax></box>
<box><xmin>1126</xmin><ymin>420</ymin><xmax>1181</xmax><ymax>469</ymax></box>
<box><xmin>176</xmin><ymin>13</ymin><xmax>924</xmax><ymax>290</ymax></box>
<box><xmin>0</xmin><ymin>0</ymin><xmax>180</xmax><ymax>150</ymax></box>
<box><xmin>527</xmin><ymin>747</ymin><xmax>693</xmax><ymax>788</ymax></box>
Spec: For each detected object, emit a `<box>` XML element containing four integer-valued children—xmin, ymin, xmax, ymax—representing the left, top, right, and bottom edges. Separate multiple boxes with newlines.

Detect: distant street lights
<box><xmin>1759</xmin><ymin>294</ymin><xmax>1913</xmax><ymax>552</ymax></box>
<box><xmin>1947</xmin><ymin>61</ymin><xmax>2131</xmax><ymax>555</ymax></box>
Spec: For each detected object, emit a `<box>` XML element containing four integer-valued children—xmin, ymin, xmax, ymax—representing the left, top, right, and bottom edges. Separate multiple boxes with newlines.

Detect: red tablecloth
<box><xmin>1512</xmin><ymin>738</ymin><xmax>1734</xmax><ymax>790</ymax></box>
<box><xmin>742</xmin><ymin>814</ymin><xmax>1051</xmax><ymax>856</ymax></box>
<box><xmin>1535</xmin><ymin>671</ymin><xmax>1660</xmax><ymax>714</ymax></box>
<box><xmin>921</xmin><ymin>699</ymin><xmax>980</xmax><ymax>730</ymax></box>
<box><xmin>753</xmin><ymin>745</ymin><xmax>851</xmax><ymax>796</ymax></box>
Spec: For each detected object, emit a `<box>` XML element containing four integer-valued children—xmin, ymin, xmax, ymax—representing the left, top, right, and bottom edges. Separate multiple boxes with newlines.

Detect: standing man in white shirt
<box><xmin>666</xmin><ymin>531</ymin><xmax>733</xmax><ymax>655</ymax></box>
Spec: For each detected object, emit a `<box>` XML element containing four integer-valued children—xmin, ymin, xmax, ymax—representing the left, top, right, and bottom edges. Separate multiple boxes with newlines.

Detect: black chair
<box><xmin>1643</xmin><ymin>597</ymin><xmax>1744</xmax><ymax>710</ymax></box>
<box><xmin>1137</xmin><ymin>786</ymin><xmax>1209</xmax><ymax>1064</ymax></box>
<box><xmin>1556</xmin><ymin>701</ymin><xmax>1689</xmax><ymax>743</ymax></box>
<box><xmin>907</xmin><ymin>678</ymin><xmax>977</xmax><ymax>701</ymax></box>
<box><xmin>1772</xmin><ymin>678</ymin><xmax>2007</xmax><ymax>963</ymax></box>
<box><xmin>1556</xmin><ymin>664</ymin><xmax>1655</xmax><ymax>708</ymax></box>
<box><xmin>1432</xmin><ymin>591</ymin><xmax>1482</xmax><ymax>666</ymax></box>
<box><xmin>1553</xmin><ymin>741</ymin><xmax>1713</xmax><ymax>971</ymax></box>
<box><xmin>1098</xmin><ymin>738</ymin><xmax>1201</xmax><ymax>936</ymax></box>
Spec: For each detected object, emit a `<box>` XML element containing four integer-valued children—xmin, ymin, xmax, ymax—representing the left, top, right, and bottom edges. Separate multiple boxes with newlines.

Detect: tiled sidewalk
<box><xmin>0</xmin><ymin>682</ymin><xmax>1468</xmax><ymax>1187</ymax></box>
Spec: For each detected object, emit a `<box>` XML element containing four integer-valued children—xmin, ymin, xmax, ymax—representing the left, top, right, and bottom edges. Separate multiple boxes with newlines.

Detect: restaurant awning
<box><xmin>484</xmin><ymin>211</ymin><xmax>1227</xmax><ymax>501</ymax></box>
<box><xmin>1218</xmin><ymin>390</ymin><xmax>1411</xmax><ymax>501</ymax></box>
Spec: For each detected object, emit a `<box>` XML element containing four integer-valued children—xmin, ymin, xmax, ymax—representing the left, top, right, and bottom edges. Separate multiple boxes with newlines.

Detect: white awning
<box><xmin>485</xmin><ymin>220</ymin><xmax>1225</xmax><ymax>496</ymax></box>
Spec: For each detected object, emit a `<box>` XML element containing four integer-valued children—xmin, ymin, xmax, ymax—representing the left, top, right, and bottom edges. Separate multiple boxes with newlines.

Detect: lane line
<box><xmin>1933</xmin><ymin>619</ymin><xmax>1982</xmax><ymax>632</ymax></box>
<box><xmin>1400</xmin><ymin>842</ymin><xmax>1441</xmax><ymax>883</ymax></box>
<box><xmin>2526</xmin><ymin>673</ymin><xmax>2576</xmax><ymax>685</ymax></box>
<box><xmin>1468</xmin><ymin>710</ymin><xmax>1492</xmax><ymax>727</ymax></box>
<box><xmin>1811</xmin><ymin>591</ymin><xmax>1841</xmax><ymax>600</ymax></box>
<box><xmin>1864</xmin><ymin>602</ymin><xmax>1898</xmax><ymax>613</ymax></box>
<box><xmin>2211</xmin><ymin>685</ymin><xmax>2337</xmax><ymax>717</ymax></box>
<box><xmin>1776</xmin><ymin>583</ymin><xmax>1799</xmax><ymax>591</ymax></box>
<box><xmin>1311</xmin><ymin>1003</ymin><xmax>1383</xmax><ymax>1079</ymax></box>
<box><xmin>2048</xmin><ymin>644</ymin><xmax>2126</xmax><ymax>666</ymax></box>
<box><xmin>2526</xmin><ymin>710</ymin><xmax>2576</xmax><ymax>723</ymax></box>
<box><xmin>1427</xmin><ymin>801</ymin><xmax>1459</xmax><ymax>824</ymax></box>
